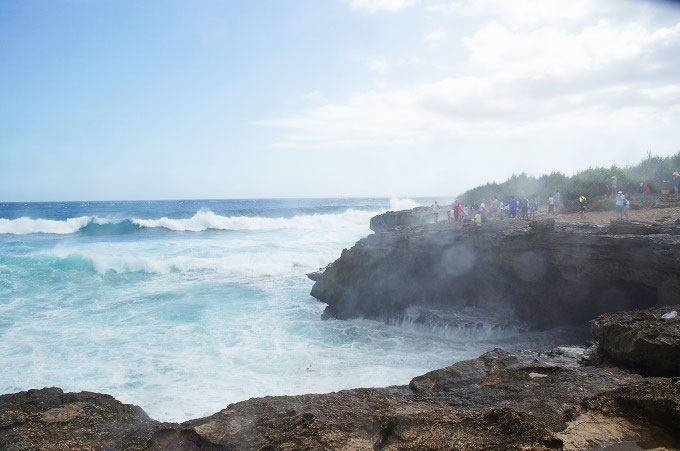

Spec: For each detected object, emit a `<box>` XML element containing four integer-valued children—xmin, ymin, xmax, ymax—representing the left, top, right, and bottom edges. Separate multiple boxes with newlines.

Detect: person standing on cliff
<box><xmin>615</xmin><ymin>191</ymin><xmax>625</xmax><ymax>219</ymax></box>
<box><xmin>453</xmin><ymin>200</ymin><xmax>462</xmax><ymax>223</ymax></box>
<box><xmin>508</xmin><ymin>197</ymin><xmax>518</xmax><ymax>219</ymax></box>
<box><xmin>579</xmin><ymin>195</ymin><xmax>587</xmax><ymax>219</ymax></box>
<box><xmin>432</xmin><ymin>201</ymin><xmax>440</xmax><ymax>223</ymax></box>
<box><xmin>521</xmin><ymin>198</ymin><xmax>529</xmax><ymax>220</ymax></box>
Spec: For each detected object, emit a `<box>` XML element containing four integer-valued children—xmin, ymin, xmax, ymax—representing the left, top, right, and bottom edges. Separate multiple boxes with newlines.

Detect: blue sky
<box><xmin>2</xmin><ymin>0</ymin><xmax>680</xmax><ymax>201</ymax></box>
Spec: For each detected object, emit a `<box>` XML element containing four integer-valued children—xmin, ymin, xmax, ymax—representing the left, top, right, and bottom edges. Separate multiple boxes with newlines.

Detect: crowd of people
<box><xmin>431</xmin><ymin>191</ymin><xmax>564</xmax><ymax>226</ymax></box>
<box><xmin>430</xmin><ymin>188</ymin><xmax>632</xmax><ymax>225</ymax></box>
<box><xmin>428</xmin><ymin>170</ymin><xmax>680</xmax><ymax>226</ymax></box>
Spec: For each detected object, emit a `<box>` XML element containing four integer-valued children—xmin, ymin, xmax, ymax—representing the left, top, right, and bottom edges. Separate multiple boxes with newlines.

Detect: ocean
<box><xmin>0</xmin><ymin>198</ymin><xmax>582</xmax><ymax>421</ymax></box>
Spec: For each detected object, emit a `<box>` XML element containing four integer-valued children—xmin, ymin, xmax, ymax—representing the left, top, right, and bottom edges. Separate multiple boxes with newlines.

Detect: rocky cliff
<box><xmin>311</xmin><ymin>216</ymin><xmax>680</xmax><ymax>329</ymax></box>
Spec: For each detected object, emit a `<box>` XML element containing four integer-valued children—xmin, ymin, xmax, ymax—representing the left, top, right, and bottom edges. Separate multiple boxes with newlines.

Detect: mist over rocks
<box><xmin>312</xmin><ymin>213</ymin><xmax>680</xmax><ymax>329</ymax></box>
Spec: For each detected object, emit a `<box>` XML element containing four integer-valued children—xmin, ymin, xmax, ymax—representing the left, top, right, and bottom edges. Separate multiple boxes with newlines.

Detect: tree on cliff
<box><xmin>459</xmin><ymin>152</ymin><xmax>680</xmax><ymax>204</ymax></box>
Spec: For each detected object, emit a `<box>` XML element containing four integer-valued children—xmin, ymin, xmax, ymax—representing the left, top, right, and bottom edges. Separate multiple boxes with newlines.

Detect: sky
<box><xmin>1</xmin><ymin>0</ymin><xmax>680</xmax><ymax>201</ymax></box>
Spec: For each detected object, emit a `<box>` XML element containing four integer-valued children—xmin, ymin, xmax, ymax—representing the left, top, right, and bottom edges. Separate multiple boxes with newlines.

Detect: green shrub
<box><xmin>459</xmin><ymin>152</ymin><xmax>680</xmax><ymax>204</ymax></box>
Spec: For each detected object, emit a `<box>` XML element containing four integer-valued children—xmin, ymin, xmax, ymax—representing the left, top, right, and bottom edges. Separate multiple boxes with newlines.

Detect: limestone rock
<box><xmin>0</xmin><ymin>387</ymin><xmax>162</xmax><ymax>450</ymax></box>
<box><xmin>591</xmin><ymin>304</ymin><xmax>680</xmax><ymax>376</ymax></box>
<box><xmin>311</xmin><ymin>219</ymin><xmax>680</xmax><ymax>329</ymax></box>
<box><xmin>369</xmin><ymin>207</ymin><xmax>432</xmax><ymax>232</ymax></box>
<box><xmin>2</xmin><ymin>346</ymin><xmax>679</xmax><ymax>449</ymax></box>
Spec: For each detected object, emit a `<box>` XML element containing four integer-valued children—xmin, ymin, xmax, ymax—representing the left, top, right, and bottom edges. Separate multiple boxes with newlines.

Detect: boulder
<box><xmin>591</xmin><ymin>304</ymin><xmax>680</xmax><ymax>376</ymax></box>
<box><xmin>311</xmin><ymin>220</ymin><xmax>680</xmax><ymax>329</ymax></box>
<box><xmin>369</xmin><ymin>207</ymin><xmax>432</xmax><ymax>232</ymax></box>
<box><xmin>306</xmin><ymin>264</ymin><xmax>331</xmax><ymax>282</ymax></box>
<box><xmin>0</xmin><ymin>387</ymin><xmax>162</xmax><ymax>450</ymax></box>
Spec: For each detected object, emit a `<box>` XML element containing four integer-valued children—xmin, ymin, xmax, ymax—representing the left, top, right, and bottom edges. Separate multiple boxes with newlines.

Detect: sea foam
<box><xmin>0</xmin><ymin>208</ymin><xmax>380</xmax><ymax>235</ymax></box>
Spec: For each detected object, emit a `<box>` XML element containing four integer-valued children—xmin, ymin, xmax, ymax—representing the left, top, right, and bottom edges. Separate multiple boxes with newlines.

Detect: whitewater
<box><xmin>0</xmin><ymin>198</ymin><xmax>581</xmax><ymax>421</ymax></box>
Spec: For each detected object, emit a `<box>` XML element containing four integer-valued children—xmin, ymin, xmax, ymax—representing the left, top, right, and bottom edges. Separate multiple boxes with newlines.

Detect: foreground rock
<box><xmin>2</xmin><ymin>346</ymin><xmax>679</xmax><ymax>450</ymax></box>
<box><xmin>592</xmin><ymin>304</ymin><xmax>680</xmax><ymax>376</ymax></box>
<box><xmin>312</xmin><ymin>218</ymin><xmax>680</xmax><ymax>329</ymax></box>
<box><xmin>369</xmin><ymin>206</ymin><xmax>432</xmax><ymax>232</ymax></box>
<box><xmin>0</xmin><ymin>388</ymin><xmax>161</xmax><ymax>450</ymax></box>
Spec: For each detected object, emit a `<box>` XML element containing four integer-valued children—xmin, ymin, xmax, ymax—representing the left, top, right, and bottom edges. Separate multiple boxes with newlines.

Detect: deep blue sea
<box><xmin>0</xmin><ymin>198</ymin><xmax>578</xmax><ymax>421</ymax></box>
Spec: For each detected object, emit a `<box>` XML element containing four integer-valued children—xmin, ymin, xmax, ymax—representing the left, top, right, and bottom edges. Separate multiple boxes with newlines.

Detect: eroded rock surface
<box><xmin>369</xmin><ymin>207</ymin><xmax>432</xmax><ymax>232</ymax></box>
<box><xmin>592</xmin><ymin>304</ymin><xmax>680</xmax><ymax>376</ymax></box>
<box><xmin>3</xmin><ymin>346</ymin><xmax>679</xmax><ymax>450</ymax></box>
<box><xmin>0</xmin><ymin>388</ymin><xmax>161</xmax><ymax>450</ymax></box>
<box><xmin>312</xmin><ymin>219</ymin><xmax>680</xmax><ymax>328</ymax></box>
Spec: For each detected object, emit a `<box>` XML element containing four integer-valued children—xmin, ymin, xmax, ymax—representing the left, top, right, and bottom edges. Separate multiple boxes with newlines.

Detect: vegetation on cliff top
<box><xmin>459</xmin><ymin>152</ymin><xmax>680</xmax><ymax>203</ymax></box>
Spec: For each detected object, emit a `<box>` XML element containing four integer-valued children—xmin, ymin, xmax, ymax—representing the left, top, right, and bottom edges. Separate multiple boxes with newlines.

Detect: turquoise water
<box><xmin>0</xmin><ymin>198</ymin><xmax>577</xmax><ymax>421</ymax></box>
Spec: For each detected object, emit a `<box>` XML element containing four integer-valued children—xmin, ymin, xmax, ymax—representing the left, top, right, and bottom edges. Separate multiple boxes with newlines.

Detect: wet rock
<box><xmin>3</xmin><ymin>346</ymin><xmax>678</xmax><ymax>450</ymax></box>
<box><xmin>608</xmin><ymin>219</ymin><xmax>680</xmax><ymax>235</ymax></box>
<box><xmin>0</xmin><ymin>387</ymin><xmax>162</xmax><ymax>450</ymax></box>
<box><xmin>369</xmin><ymin>207</ymin><xmax>432</xmax><ymax>232</ymax></box>
<box><xmin>311</xmin><ymin>219</ymin><xmax>680</xmax><ymax>329</ymax></box>
<box><xmin>306</xmin><ymin>263</ymin><xmax>331</xmax><ymax>282</ymax></box>
<box><xmin>529</xmin><ymin>218</ymin><xmax>556</xmax><ymax>231</ymax></box>
<box><xmin>591</xmin><ymin>304</ymin><xmax>680</xmax><ymax>376</ymax></box>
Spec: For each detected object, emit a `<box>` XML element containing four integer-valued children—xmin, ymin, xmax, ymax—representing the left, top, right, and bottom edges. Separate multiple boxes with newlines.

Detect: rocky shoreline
<box><xmin>2</xmin><ymin>210</ymin><xmax>680</xmax><ymax>450</ymax></box>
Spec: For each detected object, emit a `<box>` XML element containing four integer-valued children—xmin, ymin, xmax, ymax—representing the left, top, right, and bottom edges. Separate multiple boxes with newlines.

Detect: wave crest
<box><xmin>0</xmin><ymin>209</ymin><xmax>377</xmax><ymax>235</ymax></box>
<box><xmin>132</xmin><ymin>209</ymin><xmax>374</xmax><ymax>232</ymax></box>
<box><xmin>0</xmin><ymin>216</ymin><xmax>92</xmax><ymax>235</ymax></box>
<box><xmin>48</xmin><ymin>251</ymin><xmax>331</xmax><ymax>277</ymax></box>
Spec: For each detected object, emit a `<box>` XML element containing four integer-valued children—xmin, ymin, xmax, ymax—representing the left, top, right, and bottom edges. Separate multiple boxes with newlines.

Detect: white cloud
<box><xmin>344</xmin><ymin>0</ymin><xmax>419</xmax><ymax>13</ymax></box>
<box><xmin>464</xmin><ymin>20</ymin><xmax>680</xmax><ymax>77</ymax></box>
<box><xmin>367</xmin><ymin>59</ymin><xmax>390</xmax><ymax>74</ymax></box>
<box><xmin>365</xmin><ymin>57</ymin><xmax>419</xmax><ymax>74</ymax></box>
<box><xmin>424</xmin><ymin>29</ymin><xmax>448</xmax><ymax>41</ymax></box>
<box><xmin>259</xmin><ymin>2</ymin><xmax>680</xmax><ymax>154</ymax></box>
<box><xmin>305</xmin><ymin>91</ymin><xmax>324</xmax><ymax>102</ymax></box>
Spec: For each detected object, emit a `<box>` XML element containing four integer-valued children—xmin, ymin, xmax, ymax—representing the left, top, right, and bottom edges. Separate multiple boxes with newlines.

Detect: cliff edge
<box><xmin>311</xmin><ymin>216</ymin><xmax>680</xmax><ymax>329</ymax></box>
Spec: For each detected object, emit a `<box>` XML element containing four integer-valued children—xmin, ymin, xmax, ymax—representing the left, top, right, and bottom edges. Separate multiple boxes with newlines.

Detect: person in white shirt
<box><xmin>615</xmin><ymin>191</ymin><xmax>625</xmax><ymax>219</ymax></box>
<box><xmin>432</xmin><ymin>201</ymin><xmax>441</xmax><ymax>223</ymax></box>
<box><xmin>548</xmin><ymin>196</ymin><xmax>555</xmax><ymax>215</ymax></box>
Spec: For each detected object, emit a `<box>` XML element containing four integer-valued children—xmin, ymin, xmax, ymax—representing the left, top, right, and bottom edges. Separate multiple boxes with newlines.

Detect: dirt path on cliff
<box><xmin>531</xmin><ymin>197</ymin><xmax>680</xmax><ymax>226</ymax></box>
<box><xmin>553</xmin><ymin>206</ymin><xmax>680</xmax><ymax>225</ymax></box>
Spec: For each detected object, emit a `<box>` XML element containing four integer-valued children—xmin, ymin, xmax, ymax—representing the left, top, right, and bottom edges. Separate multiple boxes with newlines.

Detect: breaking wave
<box><xmin>46</xmin><ymin>251</ymin><xmax>331</xmax><ymax>276</ymax></box>
<box><xmin>389</xmin><ymin>196</ymin><xmax>421</xmax><ymax>211</ymax></box>
<box><xmin>0</xmin><ymin>208</ymin><xmax>379</xmax><ymax>235</ymax></box>
<box><xmin>0</xmin><ymin>216</ymin><xmax>93</xmax><ymax>235</ymax></box>
<box><xmin>131</xmin><ymin>209</ymin><xmax>375</xmax><ymax>232</ymax></box>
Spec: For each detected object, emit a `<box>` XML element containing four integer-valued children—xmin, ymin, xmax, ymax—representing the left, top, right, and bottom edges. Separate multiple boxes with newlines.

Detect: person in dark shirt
<box><xmin>521</xmin><ymin>198</ymin><xmax>529</xmax><ymax>220</ymax></box>
<box><xmin>508</xmin><ymin>197</ymin><xmax>518</xmax><ymax>218</ymax></box>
